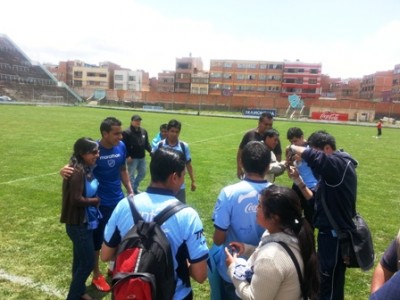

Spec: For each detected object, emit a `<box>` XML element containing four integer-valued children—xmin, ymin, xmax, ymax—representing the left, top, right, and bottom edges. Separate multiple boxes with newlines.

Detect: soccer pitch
<box><xmin>0</xmin><ymin>104</ymin><xmax>399</xmax><ymax>299</ymax></box>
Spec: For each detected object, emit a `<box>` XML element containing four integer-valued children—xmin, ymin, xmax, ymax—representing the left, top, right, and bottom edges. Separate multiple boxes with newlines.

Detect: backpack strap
<box><xmin>179</xmin><ymin>142</ymin><xmax>187</xmax><ymax>162</ymax></box>
<box><xmin>396</xmin><ymin>229</ymin><xmax>400</xmax><ymax>270</ymax></box>
<box><xmin>128</xmin><ymin>196</ymin><xmax>144</xmax><ymax>224</ymax></box>
<box><xmin>154</xmin><ymin>201</ymin><xmax>187</xmax><ymax>225</ymax></box>
<box><xmin>276</xmin><ymin>241</ymin><xmax>307</xmax><ymax>300</ymax></box>
<box><xmin>128</xmin><ymin>196</ymin><xmax>187</xmax><ymax>226</ymax></box>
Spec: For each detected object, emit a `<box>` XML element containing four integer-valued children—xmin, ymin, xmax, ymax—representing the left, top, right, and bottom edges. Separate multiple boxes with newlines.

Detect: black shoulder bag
<box><xmin>320</xmin><ymin>183</ymin><xmax>374</xmax><ymax>271</ymax></box>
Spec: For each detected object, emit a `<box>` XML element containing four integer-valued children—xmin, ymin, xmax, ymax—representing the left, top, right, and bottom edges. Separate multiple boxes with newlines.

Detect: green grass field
<box><xmin>0</xmin><ymin>104</ymin><xmax>399</xmax><ymax>299</ymax></box>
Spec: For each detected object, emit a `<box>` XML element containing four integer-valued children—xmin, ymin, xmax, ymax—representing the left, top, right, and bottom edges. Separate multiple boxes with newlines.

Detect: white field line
<box><xmin>0</xmin><ymin>269</ymin><xmax>65</xmax><ymax>298</ymax></box>
<box><xmin>1</xmin><ymin>132</ymin><xmax>245</xmax><ymax>185</ymax></box>
<box><xmin>0</xmin><ymin>172</ymin><xmax>58</xmax><ymax>185</ymax></box>
<box><xmin>190</xmin><ymin>131</ymin><xmax>245</xmax><ymax>144</ymax></box>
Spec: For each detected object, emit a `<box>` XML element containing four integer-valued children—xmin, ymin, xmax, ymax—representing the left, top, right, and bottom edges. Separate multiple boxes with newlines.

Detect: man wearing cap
<box><xmin>122</xmin><ymin>114</ymin><xmax>152</xmax><ymax>194</ymax></box>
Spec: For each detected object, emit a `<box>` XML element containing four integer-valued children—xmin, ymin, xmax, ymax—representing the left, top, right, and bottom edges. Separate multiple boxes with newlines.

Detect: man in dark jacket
<box><xmin>122</xmin><ymin>114</ymin><xmax>152</xmax><ymax>194</ymax></box>
<box><xmin>290</xmin><ymin>130</ymin><xmax>358</xmax><ymax>300</ymax></box>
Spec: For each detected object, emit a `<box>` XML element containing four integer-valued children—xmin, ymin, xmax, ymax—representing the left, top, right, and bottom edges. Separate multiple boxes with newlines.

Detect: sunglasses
<box><xmin>88</xmin><ymin>149</ymin><xmax>99</xmax><ymax>155</ymax></box>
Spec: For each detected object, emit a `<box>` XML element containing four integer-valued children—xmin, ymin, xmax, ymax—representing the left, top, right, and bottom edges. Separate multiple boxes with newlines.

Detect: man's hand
<box><xmin>60</xmin><ymin>165</ymin><xmax>74</xmax><ymax>179</ymax></box>
<box><xmin>191</xmin><ymin>181</ymin><xmax>196</xmax><ymax>192</ymax></box>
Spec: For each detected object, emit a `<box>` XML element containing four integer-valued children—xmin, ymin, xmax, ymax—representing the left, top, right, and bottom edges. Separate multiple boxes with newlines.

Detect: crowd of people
<box><xmin>60</xmin><ymin>113</ymin><xmax>394</xmax><ymax>300</ymax></box>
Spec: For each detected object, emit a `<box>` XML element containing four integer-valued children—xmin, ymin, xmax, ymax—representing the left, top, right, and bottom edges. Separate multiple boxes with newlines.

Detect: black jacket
<box><xmin>122</xmin><ymin>126</ymin><xmax>152</xmax><ymax>159</ymax></box>
<box><xmin>302</xmin><ymin>148</ymin><xmax>358</xmax><ymax>231</ymax></box>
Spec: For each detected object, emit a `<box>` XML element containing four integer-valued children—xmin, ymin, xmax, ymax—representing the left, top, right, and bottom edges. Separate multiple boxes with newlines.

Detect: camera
<box><xmin>285</xmin><ymin>147</ymin><xmax>296</xmax><ymax>168</ymax></box>
<box><xmin>229</xmin><ymin>245</ymin><xmax>238</xmax><ymax>255</ymax></box>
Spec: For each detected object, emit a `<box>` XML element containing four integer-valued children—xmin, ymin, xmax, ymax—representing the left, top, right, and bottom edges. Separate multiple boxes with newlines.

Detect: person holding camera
<box><xmin>285</xmin><ymin>127</ymin><xmax>318</xmax><ymax>226</ymax></box>
<box><xmin>289</xmin><ymin>130</ymin><xmax>358</xmax><ymax>300</ymax></box>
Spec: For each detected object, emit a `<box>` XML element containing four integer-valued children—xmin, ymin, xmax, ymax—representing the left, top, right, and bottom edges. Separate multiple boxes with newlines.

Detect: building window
<box><xmin>209</xmin><ymin>84</ymin><xmax>221</xmax><ymax>90</ymax></box>
<box><xmin>210</xmin><ymin>72</ymin><xmax>222</xmax><ymax>78</ymax></box>
<box><xmin>236</xmin><ymin>74</ymin><xmax>245</xmax><ymax>80</ymax></box>
<box><xmin>223</xmin><ymin>62</ymin><xmax>232</xmax><ymax>68</ymax></box>
<box><xmin>310</xmin><ymin>69</ymin><xmax>319</xmax><ymax>74</ymax></box>
<box><xmin>309</xmin><ymin>79</ymin><xmax>318</xmax><ymax>84</ymax></box>
<box><xmin>223</xmin><ymin>73</ymin><xmax>232</xmax><ymax>79</ymax></box>
<box><xmin>115</xmin><ymin>75</ymin><xmax>123</xmax><ymax>81</ymax></box>
<box><xmin>268</xmin><ymin>64</ymin><xmax>283</xmax><ymax>69</ymax></box>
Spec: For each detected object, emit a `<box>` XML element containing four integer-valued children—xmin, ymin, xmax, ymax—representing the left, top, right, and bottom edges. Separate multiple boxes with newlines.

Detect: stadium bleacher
<box><xmin>0</xmin><ymin>34</ymin><xmax>81</xmax><ymax>104</ymax></box>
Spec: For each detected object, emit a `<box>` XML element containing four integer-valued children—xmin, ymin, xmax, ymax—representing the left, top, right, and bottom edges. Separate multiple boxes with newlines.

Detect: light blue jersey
<box><xmin>295</xmin><ymin>146</ymin><xmax>318</xmax><ymax>189</ymax></box>
<box><xmin>152</xmin><ymin>139</ymin><xmax>191</xmax><ymax>190</ymax></box>
<box><xmin>212</xmin><ymin>178</ymin><xmax>272</xmax><ymax>282</ymax></box>
<box><xmin>93</xmin><ymin>141</ymin><xmax>127</xmax><ymax>206</ymax></box>
<box><xmin>104</xmin><ymin>187</ymin><xmax>209</xmax><ymax>300</ymax></box>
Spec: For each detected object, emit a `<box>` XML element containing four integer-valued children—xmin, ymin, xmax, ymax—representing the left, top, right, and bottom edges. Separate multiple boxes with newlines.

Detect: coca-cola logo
<box><xmin>245</xmin><ymin>203</ymin><xmax>258</xmax><ymax>213</ymax></box>
<box><xmin>320</xmin><ymin>113</ymin><xmax>339</xmax><ymax>121</ymax></box>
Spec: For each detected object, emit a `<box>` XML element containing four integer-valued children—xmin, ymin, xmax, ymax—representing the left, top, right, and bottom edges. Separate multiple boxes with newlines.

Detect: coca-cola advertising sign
<box><xmin>311</xmin><ymin>112</ymin><xmax>348</xmax><ymax>121</ymax></box>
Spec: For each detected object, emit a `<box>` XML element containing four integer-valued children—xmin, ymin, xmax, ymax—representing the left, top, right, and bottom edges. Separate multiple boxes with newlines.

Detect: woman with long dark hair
<box><xmin>225</xmin><ymin>185</ymin><xmax>319</xmax><ymax>300</ymax></box>
<box><xmin>60</xmin><ymin>137</ymin><xmax>101</xmax><ymax>300</ymax></box>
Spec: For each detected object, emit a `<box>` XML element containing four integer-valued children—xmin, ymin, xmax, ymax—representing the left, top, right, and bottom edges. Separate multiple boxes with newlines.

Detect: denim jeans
<box><xmin>317</xmin><ymin>230</ymin><xmax>346</xmax><ymax>300</ymax></box>
<box><xmin>66</xmin><ymin>224</ymin><xmax>95</xmax><ymax>300</ymax></box>
<box><xmin>127</xmin><ymin>157</ymin><xmax>146</xmax><ymax>191</ymax></box>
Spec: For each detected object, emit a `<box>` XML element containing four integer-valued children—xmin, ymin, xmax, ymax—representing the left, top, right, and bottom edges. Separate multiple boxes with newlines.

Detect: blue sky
<box><xmin>2</xmin><ymin>0</ymin><xmax>400</xmax><ymax>78</ymax></box>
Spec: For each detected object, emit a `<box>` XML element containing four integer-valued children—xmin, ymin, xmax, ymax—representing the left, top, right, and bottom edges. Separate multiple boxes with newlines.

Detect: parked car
<box><xmin>0</xmin><ymin>95</ymin><xmax>13</xmax><ymax>101</ymax></box>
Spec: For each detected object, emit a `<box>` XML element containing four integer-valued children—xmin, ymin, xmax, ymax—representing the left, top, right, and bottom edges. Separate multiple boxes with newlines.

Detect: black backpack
<box><xmin>112</xmin><ymin>198</ymin><xmax>187</xmax><ymax>300</ymax></box>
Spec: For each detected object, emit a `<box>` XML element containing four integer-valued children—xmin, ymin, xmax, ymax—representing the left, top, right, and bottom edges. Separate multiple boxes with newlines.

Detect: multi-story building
<box><xmin>175</xmin><ymin>56</ymin><xmax>203</xmax><ymax>93</ymax></box>
<box><xmin>208</xmin><ymin>59</ymin><xmax>283</xmax><ymax>97</ymax></box>
<box><xmin>281</xmin><ymin>60</ymin><xmax>322</xmax><ymax>99</ymax></box>
<box><xmin>44</xmin><ymin>60</ymin><xmax>84</xmax><ymax>87</ymax></box>
<box><xmin>157</xmin><ymin>71</ymin><xmax>175</xmax><ymax>92</ymax></box>
<box><xmin>391</xmin><ymin>64</ymin><xmax>400</xmax><ymax>102</ymax></box>
<box><xmin>114</xmin><ymin>69</ymin><xmax>149</xmax><ymax>91</ymax></box>
<box><xmin>72</xmin><ymin>63</ymin><xmax>109</xmax><ymax>88</ymax></box>
<box><xmin>360</xmin><ymin>70</ymin><xmax>393</xmax><ymax>100</ymax></box>
<box><xmin>191</xmin><ymin>71</ymin><xmax>209</xmax><ymax>94</ymax></box>
<box><xmin>333</xmin><ymin>78</ymin><xmax>361</xmax><ymax>99</ymax></box>
<box><xmin>99</xmin><ymin>61</ymin><xmax>121</xmax><ymax>90</ymax></box>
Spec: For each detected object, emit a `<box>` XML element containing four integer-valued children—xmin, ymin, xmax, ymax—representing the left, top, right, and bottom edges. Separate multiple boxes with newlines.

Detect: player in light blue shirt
<box><xmin>101</xmin><ymin>147</ymin><xmax>208</xmax><ymax>300</ymax></box>
<box><xmin>211</xmin><ymin>141</ymin><xmax>272</xmax><ymax>300</ymax></box>
<box><xmin>151</xmin><ymin>119</ymin><xmax>196</xmax><ymax>203</ymax></box>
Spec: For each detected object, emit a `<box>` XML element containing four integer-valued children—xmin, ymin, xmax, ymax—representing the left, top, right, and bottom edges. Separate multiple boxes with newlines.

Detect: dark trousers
<box><xmin>317</xmin><ymin>230</ymin><xmax>347</xmax><ymax>300</ymax></box>
<box><xmin>66</xmin><ymin>224</ymin><xmax>95</xmax><ymax>300</ymax></box>
<box><xmin>93</xmin><ymin>205</ymin><xmax>116</xmax><ymax>250</ymax></box>
<box><xmin>220</xmin><ymin>279</ymin><xmax>241</xmax><ymax>300</ymax></box>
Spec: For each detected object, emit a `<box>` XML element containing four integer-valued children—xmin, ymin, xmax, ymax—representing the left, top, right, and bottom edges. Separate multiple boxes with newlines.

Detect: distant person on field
<box><xmin>60</xmin><ymin>137</ymin><xmax>101</xmax><ymax>300</ymax></box>
<box><xmin>211</xmin><ymin>141</ymin><xmax>272</xmax><ymax>300</ymax></box>
<box><xmin>100</xmin><ymin>147</ymin><xmax>209</xmax><ymax>300</ymax></box>
<box><xmin>377</xmin><ymin>119</ymin><xmax>383</xmax><ymax>138</ymax></box>
<box><xmin>152</xmin><ymin>119</ymin><xmax>196</xmax><ymax>203</ymax></box>
<box><xmin>122</xmin><ymin>114</ymin><xmax>152</xmax><ymax>194</ymax></box>
<box><xmin>225</xmin><ymin>185</ymin><xmax>319</xmax><ymax>300</ymax></box>
<box><xmin>60</xmin><ymin>117</ymin><xmax>134</xmax><ymax>292</ymax></box>
<box><xmin>286</xmin><ymin>127</ymin><xmax>317</xmax><ymax>226</ymax></box>
<box><xmin>262</xmin><ymin>128</ymin><xmax>286</xmax><ymax>183</ymax></box>
<box><xmin>289</xmin><ymin>130</ymin><xmax>358</xmax><ymax>300</ymax></box>
<box><xmin>237</xmin><ymin>112</ymin><xmax>282</xmax><ymax>179</ymax></box>
<box><xmin>370</xmin><ymin>230</ymin><xmax>400</xmax><ymax>300</ymax></box>
<box><xmin>151</xmin><ymin>123</ymin><xmax>168</xmax><ymax>148</ymax></box>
